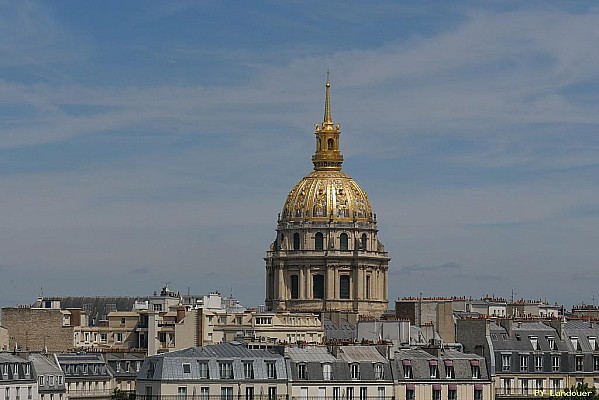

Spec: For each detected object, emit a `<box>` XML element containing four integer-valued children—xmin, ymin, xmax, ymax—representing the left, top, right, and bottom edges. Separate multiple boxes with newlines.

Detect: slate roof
<box><xmin>139</xmin><ymin>342</ymin><xmax>288</xmax><ymax>382</ymax></box>
<box><xmin>286</xmin><ymin>346</ymin><xmax>393</xmax><ymax>383</ymax></box>
<box><xmin>323</xmin><ymin>317</ymin><xmax>355</xmax><ymax>340</ymax></box>
<box><xmin>56</xmin><ymin>353</ymin><xmax>112</xmax><ymax>381</ymax></box>
<box><xmin>337</xmin><ymin>346</ymin><xmax>387</xmax><ymax>363</ymax></box>
<box><xmin>393</xmin><ymin>349</ymin><xmax>489</xmax><ymax>381</ymax></box>
<box><xmin>54</xmin><ymin>296</ymin><xmax>147</xmax><ymax>322</ymax></box>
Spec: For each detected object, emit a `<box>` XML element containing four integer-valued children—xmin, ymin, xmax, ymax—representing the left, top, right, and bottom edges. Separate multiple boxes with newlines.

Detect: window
<box><xmin>377</xmin><ymin>387</ymin><xmax>385</xmax><ymax>400</ymax></box>
<box><xmin>520</xmin><ymin>355</ymin><xmax>528</xmax><ymax>371</ymax></box>
<box><xmin>340</xmin><ymin>275</ymin><xmax>350</xmax><ymax>299</ymax></box>
<box><xmin>474</xmin><ymin>389</ymin><xmax>482</xmax><ymax>400</ymax></box>
<box><xmin>293</xmin><ymin>233</ymin><xmax>300</xmax><ymax>251</ymax></box>
<box><xmin>39</xmin><ymin>376</ymin><xmax>45</xmax><ymax>386</ymax></box>
<box><xmin>535</xmin><ymin>379</ymin><xmax>544</xmax><ymax>391</ymax></box>
<box><xmin>114</xmin><ymin>332</ymin><xmax>123</xmax><ymax>342</ymax></box>
<box><xmin>346</xmin><ymin>387</ymin><xmax>354</xmax><ymax>400</ymax></box>
<box><xmin>244</xmin><ymin>362</ymin><xmax>254</xmax><ymax>379</ymax></box>
<box><xmin>298</xmin><ymin>364</ymin><xmax>307</xmax><ymax>379</ymax></box>
<box><xmin>361</xmin><ymin>234</ymin><xmax>367</xmax><ymax>250</ymax></box>
<box><xmin>221</xmin><ymin>387</ymin><xmax>233</xmax><ymax>400</ymax></box>
<box><xmin>472</xmin><ymin>365</ymin><xmax>481</xmax><ymax>379</ymax></box>
<box><xmin>448</xmin><ymin>389</ymin><xmax>457</xmax><ymax>400</ymax></box>
<box><xmin>432</xmin><ymin>389</ymin><xmax>441</xmax><ymax>400</ymax></box>
<box><xmin>58</xmin><ymin>376</ymin><xmax>63</xmax><ymax>385</ymax></box>
<box><xmin>501</xmin><ymin>354</ymin><xmax>511</xmax><ymax>371</ymax></box>
<box><xmin>327</xmin><ymin>138</ymin><xmax>334</xmax><ymax>150</ymax></box>
<box><xmin>315</xmin><ymin>232</ymin><xmax>324</xmax><ymax>251</ymax></box>
<box><xmin>502</xmin><ymin>378</ymin><xmax>512</xmax><ymax>394</ymax></box>
<box><xmin>594</xmin><ymin>356</ymin><xmax>599</xmax><ymax>371</ymax></box>
<box><xmin>49</xmin><ymin>375</ymin><xmax>55</xmax><ymax>386</ymax></box>
<box><xmin>406</xmin><ymin>389</ymin><xmax>415</xmax><ymax>400</ymax></box>
<box><xmin>24</xmin><ymin>364</ymin><xmax>30</xmax><ymax>376</ymax></box>
<box><xmin>575</xmin><ymin>355</ymin><xmax>584</xmax><ymax>372</ymax></box>
<box><xmin>153</xmin><ymin>304</ymin><xmax>163</xmax><ymax>312</ymax></box>
<box><xmin>552</xmin><ymin>379</ymin><xmax>562</xmax><ymax>392</ymax></box>
<box><xmin>365</xmin><ymin>275</ymin><xmax>371</xmax><ymax>299</ymax></box>
<box><xmin>340</xmin><ymin>233</ymin><xmax>349</xmax><ymax>250</ymax></box>
<box><xmin>333</xmin><ymin>387</ymin><xmax>340</xmax><ymax>400</ymax></box>
<box><xmin>182</xmin><ymin>363</ymin><xmax>191</xmax><ymax>374</ymax></box>
<box><xmin>552</xmin><ymin>355</ymin><xmax>560</xmax><ymax>372</ymax></box>
<box><xmin>200</xmin><ymin>387</ymin><xmax>209</xmax><ymax>400</ymax></box>
<box><xmin>219</xmin><ymin>362</ymin><xmax>233</xmax><ymax>379</ymax></box>
<box><xmin>291</xmin><ymin>275</ymin><xmax>299</xmax><ymax>299</ymax></box>
<box><xmin>27</xmin><ymin>387</ymin><xmax>32</xmax><ymax>400</ymax></box>
<box><xmin>350</xmin><ymin>363</ymin><xmax>360</xmax><ymax>379</ymax></box>
<box><xmin>313</xmin><ymin>274</ymin><xmax>325</xmax><ymax>299</ymax></box>
<box><xmin>100</xmin><ymin>333</ymin><xmax>107</xmax><ymax>342</ymax></box>
<box><xmin>547</xmin><ymin>336</ymin><xmax>556</xmax><ymax>350</ymax></box>
<box><xmin>245</xmin><ymin>387</ymin><xmax>254</xmax><ymax>400</ymax></box>
<box><xmin>359</xmin><ymin>387</ymin><xmax>367</xmax><ymax>400</ymax></box>
<box><xmin>590</xmin><ymin>336</ymin><xmax>598</xmax><ymax>350</ymax></box>
<box><xmin>198</xmin><ymin>362</ymin><xmax>209</xmax><ymax>378</ymax></box>
<box><xmin>535</xmin><ymin>355</ymin><xmax>543</xmax><ymax>371</ymax></box>
<box><xmin>15</xmin><ymin>388</ymin><xmax>19</xmax><ymax>400</ymax></box>
<box><xmin>5</xmin><ymin>388</ymin><xmax>9</xmax><ymax>400</ymax></box>
<box><xmin>429</xmin><ymin>362</ymin><xmax>439</xmax><ymax>378</ymax></box>
<box><xmin>374</xmin><ymin>363</ymin><xmax>384</xmax><ymax>380</ymax></box>
<box><xmin>445</xmin><ymin>364</ymin><xmax>454</xmax><ymax>379</ymax></box>
<box><xmin>266</xmin><ymin>362</ymin><xmax>277</xmax><ymax>379</ymax></box>
<box><xmin>178</xmin><ymin>387</ymin><xmax>187</xmax><ymax>400</ymax></box>
<box><xmin>521</xmin><ymin>379</ymin><xmax>529</xmax><ymax>395</ymax></box>
<box><xmin>268</xmin><ymin>387</ymin><xmax>277</xmax><ymax>400</ymax></box>
<box><xmin>323</xmin><ymin>363</ymin><xmax>332</xmax><ymax>380</ymax></box>
<box><xmin>529</xmin><ymin>336</ymin><xmax>539</xmax><ymax>350</ymax></box>
<box><xmin>403</xmin><ymin>365</ymin><xmax>413</xmax><ymax>379</ymax></box>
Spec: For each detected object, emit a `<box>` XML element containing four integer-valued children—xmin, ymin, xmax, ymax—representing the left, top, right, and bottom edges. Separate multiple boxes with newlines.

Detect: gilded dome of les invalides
<box><xmin>281</xmin><ymin>75</ymin><xmax>374</xmax><ymax>224</ymax></box>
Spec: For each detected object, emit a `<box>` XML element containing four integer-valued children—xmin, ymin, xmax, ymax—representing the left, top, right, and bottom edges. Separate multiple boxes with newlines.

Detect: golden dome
<box><xmin>281</xmin><ymin>170</ymin><xmax>373</xmax><ymax>222</ymax></box>
<box><xmin>280</xmin><ymin>72</ymin><xmax>374</xmax><ymax>223</ymax></box>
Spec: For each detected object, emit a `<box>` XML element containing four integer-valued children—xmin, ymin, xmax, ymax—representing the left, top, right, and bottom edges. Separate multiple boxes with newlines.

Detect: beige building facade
<box><xmin>265</xmin><ymin>76</ymin><xmax>389</xmax><ymax>317</ymax></box>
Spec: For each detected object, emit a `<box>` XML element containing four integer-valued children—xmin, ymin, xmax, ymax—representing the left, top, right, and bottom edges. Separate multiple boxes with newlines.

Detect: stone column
<box><xmin>299</xmin><ymin>267</ymin><xmax>305</xmax><ymax>299</ymax></box>
<box><xmin>278</xmin><ymin>266</ymin><xmax>285</xmax><ymax>300</ymax></box>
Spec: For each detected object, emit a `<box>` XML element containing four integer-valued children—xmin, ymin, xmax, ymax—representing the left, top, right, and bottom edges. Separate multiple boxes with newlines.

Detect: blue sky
<box><xmin>1</xmin><ymin>1</ymin><xmax>599</xmax><ymax>309</ymax></box>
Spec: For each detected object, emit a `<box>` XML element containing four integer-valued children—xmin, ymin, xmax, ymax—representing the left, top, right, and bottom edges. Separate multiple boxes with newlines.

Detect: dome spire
<box><xmin>312</xmin><ymin>71</ymin><xmax>343</xmax><ymax>171</ymax></box>
<box><xmin>323</xmin><ymin>68</ymin><xmax>333</xmax><ymax>127</ymax></box>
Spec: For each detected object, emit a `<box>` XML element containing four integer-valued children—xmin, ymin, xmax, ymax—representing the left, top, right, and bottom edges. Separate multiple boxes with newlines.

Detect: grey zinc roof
<box><xmin>337</xmin><ymin>346</ymin><xmax>387</xmax><ymax>363</ymax></box>
<box><xmin>286</xmin><ymin>346</ymin><xmax>336</xmax><ymax>363</ymax></box>
<box><xmin>394</xmin><ymin>349</ymin><xmax>489</xmax><ymax>381</ymax></box>
<box><xmin>29</xmin><ymin>353</ymin><xmax>62</xmax><ymax>375</ymax></box>
<box><xmin>139</xmin><ymin>342</ymin><xmax>288</xmax><ymax>382</ymax></box>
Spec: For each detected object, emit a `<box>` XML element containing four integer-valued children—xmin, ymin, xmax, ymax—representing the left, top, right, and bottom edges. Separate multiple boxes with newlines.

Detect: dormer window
<box><xmin>429</xmin><ymin>360</ymin><xmax>439</xmax><ymax>378</ymax></box>
<box><xmin>589</xmin><ymin>337</ymin><xmax>598</xmax><ymax>351</ymax></box>
<box><xmin>444</xmin><ymin>360</ymin><xmax>454</xmax><ymax>379</ymax></box>
<box><xmin>297</xmin><ymin>364</ymin><xmax>307</xmax><ymax>380</ymax></box>
<box><xmin>182</xmin><ymin>363</ymin><xmax>191</xmax><ymax>374</ymax></box>
<box><xmin>571</xmin><ymin>336</ymin><xmax>582</xmax><ymax>351</ymax></box>
<box><xmin>402</xmin><ymin>360</ymin><xmax>413</xmax><ymax>379</ymax></box>
<box><xmin>374</xmin><ymin>363</ymin><xmax>384</xmax><ymax>380</ymax></box>
<box><xmin>471</xmin><ymin>360</ymin><xmax>481</xmax><ymax>379</ymax></box>
<box><xmin>529</xmin><ymin>336</ymin><xmax>539</xmax><ymax>350</ymax></box>
<box><xmin>322</xmin><ymin>363</ymin><xmax>332</xmax><ymax>381</ymax></box>
<box><xmin>350</xmin><ymin>363</ymin><xmax>360</xmax><ymax>379</ymax></box>
<box><xmin>547</xmin><ymin>336</ymin><xmax>556</xmax><ymax>351</ymax></box>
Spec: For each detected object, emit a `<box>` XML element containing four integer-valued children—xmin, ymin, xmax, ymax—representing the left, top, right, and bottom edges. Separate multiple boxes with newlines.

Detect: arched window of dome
<box><xmin>340</xmin><ymin>275</ymin><xmax>350</xmax><ymax>299</ymax></box>
<box><xmin>340</xmin><ymin>233</ymin><xmax>349</xmax><ymax>251</ymax></box>
<box><xmin>361</xmin><ymin>234</ymin><xmax>367</xmax><ymax>251</ymax></box>
<box><xmin>280</xmin><ymin>234</ymin><xmax>285</xmax><ymax>250</ymax></box>
<box><xmin>327</xmin><ymin>138</ymin><xmax>334</xmax><ymax>150</ymax></box>
<box><xmin>313</xmin><ymin>275</ymin><xmax>325</xmax><ymax>299</ymax></box>
<box><xmin>293</xmin><ymin>233</ymin><xmax>300</xmax><ymax>251</ymax></box>
<box><xmin>290</xmin><ymin>275</ymin><xmax>299</xmax><ymax>299</ymax></box>
<box><xmin>315</xmin><ymin>232</ymin><xmax>324</xmax><ymax>251</ymax></box>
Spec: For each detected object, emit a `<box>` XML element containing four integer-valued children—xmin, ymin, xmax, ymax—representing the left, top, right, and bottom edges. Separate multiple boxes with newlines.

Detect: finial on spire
<box><xmin>323</xmin><ymin>68</ymin><xmax>332</xmax><ymax>126</ymax></box>
<box><xmin>312</xmin><ymin>71</ymin><xmax>343</xmax><ymax>171</ymax></box>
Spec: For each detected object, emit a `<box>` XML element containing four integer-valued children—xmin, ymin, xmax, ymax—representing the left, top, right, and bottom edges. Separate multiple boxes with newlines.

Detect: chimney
<box><xmin>176</xmin><ymin>305</ymin><xmax>185</xmax><ymax>323</ymax></box>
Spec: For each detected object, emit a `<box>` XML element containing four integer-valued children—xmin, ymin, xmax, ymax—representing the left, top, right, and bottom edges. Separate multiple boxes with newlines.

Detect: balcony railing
<box><xmin>66</xmin><ymin>390</ymin><xmax>116</xmax><ymax>399</ymax></box>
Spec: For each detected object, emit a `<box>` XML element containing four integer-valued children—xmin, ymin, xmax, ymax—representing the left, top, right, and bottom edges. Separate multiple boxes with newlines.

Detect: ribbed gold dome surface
<box><xmin>281</xmin><ymin>170</ymin><xmax>373</xmax><ymax>223</ymax></box>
